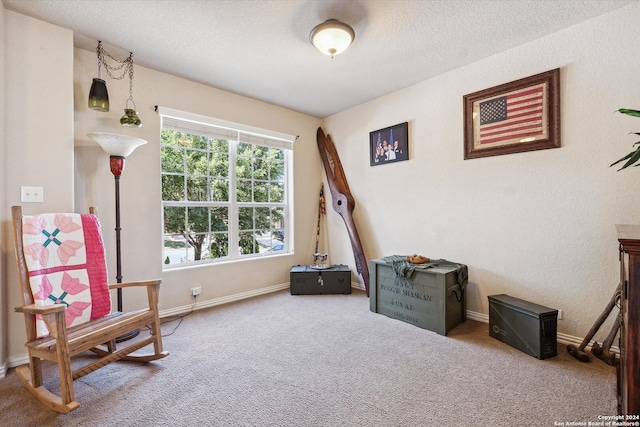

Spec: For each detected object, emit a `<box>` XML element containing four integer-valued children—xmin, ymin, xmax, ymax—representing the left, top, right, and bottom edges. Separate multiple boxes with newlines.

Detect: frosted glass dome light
<box><xmin>310</xmin><ymin>19</ymin><xmax>355</xmax><ymax>58</ymax></box>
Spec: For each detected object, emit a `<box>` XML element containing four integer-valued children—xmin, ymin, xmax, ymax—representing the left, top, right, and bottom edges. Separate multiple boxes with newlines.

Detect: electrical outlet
<box><xmin>21</xmin><ymin>186</ymin><xmax>44</xmax><ymax>203</ymax></box>
<box><xmin>190</xmin><ymin>286</ymin><xmax>202</xmax><ymax>297</ymax></box>
<box><xmin>558</xmin><ymin>309</ymin><xmax>563</xmax><ymax>320</ymax></box>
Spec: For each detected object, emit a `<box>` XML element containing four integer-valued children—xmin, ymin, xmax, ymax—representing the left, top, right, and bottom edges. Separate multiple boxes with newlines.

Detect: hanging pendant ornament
<box><xmin>120</xmin><ymin>99</ymin><xmax>142</xmax><ymax>128</ymax></box>
<box><xmin>120</xmin><ymin>52</ymin><xmax>142</xmax><ymax>127</ymax></box>
<box><xmin>88</xmin><ymin>42</ymin><xmax>142</xmax><ymax>127</ymax></box>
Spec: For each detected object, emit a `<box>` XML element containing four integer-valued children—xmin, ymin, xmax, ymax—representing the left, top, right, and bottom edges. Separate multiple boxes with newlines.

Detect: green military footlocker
<box><xmin>370</xmin><ymin>257</ymin><xmax>467</xmax><ymax>336</ymax></box>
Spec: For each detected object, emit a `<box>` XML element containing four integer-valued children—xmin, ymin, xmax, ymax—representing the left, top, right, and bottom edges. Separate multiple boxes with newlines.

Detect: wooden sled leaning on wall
<box><xmin>11</xmin><ymin>205</ymin><xmax>169</xmax><ymax>413</ymax></box>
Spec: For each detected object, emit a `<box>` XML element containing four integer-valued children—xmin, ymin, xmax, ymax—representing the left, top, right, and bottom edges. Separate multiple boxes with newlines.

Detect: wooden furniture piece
<box><xmin>12</xmin><ymin>205</ymin><xmax>168</xmax><ymax>413</ymax></box>
<box><xmin>616</xmin><ymin>224</ymin><xmax>640</xmax><ymax>415</ymax></box>
<box><xmin>317</xmin><ymin>127</ymin><xmax>370</xmax><ymax>295</ymax></box>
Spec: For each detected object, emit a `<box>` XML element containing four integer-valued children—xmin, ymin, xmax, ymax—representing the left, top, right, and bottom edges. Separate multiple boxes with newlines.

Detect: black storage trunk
<box><xmin>488</xmin><ymin>294</ymin><xmax>558</xmax><ymax>360</ymax></box>
<box><xmin>290</xmin><ymin>264</ymin><xmax>351</xmax><ymax>295</ymax></box>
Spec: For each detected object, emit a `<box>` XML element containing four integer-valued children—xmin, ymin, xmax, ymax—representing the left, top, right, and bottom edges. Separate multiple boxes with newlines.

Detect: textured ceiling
<box><xmin>3</xmin><ymin>0</ymin><xmax>635</xmax><ymax>118</ymax></box>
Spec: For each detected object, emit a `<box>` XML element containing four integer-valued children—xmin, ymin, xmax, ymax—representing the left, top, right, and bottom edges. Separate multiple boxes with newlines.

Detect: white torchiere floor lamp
<box><xmin>87</xmin><ymin>132</ymin><xmax>147</xmax><ymax>340</ymax></box>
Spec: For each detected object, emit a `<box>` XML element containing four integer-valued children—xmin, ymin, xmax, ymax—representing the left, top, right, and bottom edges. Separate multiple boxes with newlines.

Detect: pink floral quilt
<box><xmin>22</xmin><ymin>213</ymin><xmax>111</xmax><ymax>338</ymax></box>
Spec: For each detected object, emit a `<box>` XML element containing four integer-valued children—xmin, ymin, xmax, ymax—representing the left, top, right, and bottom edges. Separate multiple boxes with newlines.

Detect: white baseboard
<box><xmin>2</xmin><ymin>282</ymin><xmax>616</xmax><ymax>374</ymax></box>
<box><xmin>464</xmin><ymin>309</ymin><xmax>619</xmax><ymax>354</ymax></box>
<box><xmin>5</xmin><ymin>354</ymin><xmax>28</xmax><ymax>374</ymax></box>
<box><xmin>159</xmin><ymin>282</ymin><xmax>290</xmax><ymax>318</ymax></box>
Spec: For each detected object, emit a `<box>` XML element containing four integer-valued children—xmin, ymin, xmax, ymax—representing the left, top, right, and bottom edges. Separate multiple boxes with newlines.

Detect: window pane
<box><xmin>239</xmin><ymin>231</ymin><xmax>257</xmax><ymax>255</ymax></box>
<box><xmin>237</xmin><ymin>142</ymin><xmax>252</xmax><ymax>156</ymax></box>
<box><xmin>271</xmin><ymin>207</ymin><xmax>285</xmax><ymax>246</ymax></box>
<box><xmin>210</xmin><ymin>152</ymin><xmax>229</xmax><ymax>177</ymax></box>
<box><xmin>255</xmin><ymin>207</ymin><xmax>270</xmax><ymax>231</ymax></box>
<box><xmin>211</xmin><ymin>138</ymin><xmax>228</xmax><ymax>152</ymax></box>
<box><xmin>271</xmin><ymin>207</ymin><xmax>284</xmax><ymax>229</ymax></box>
<box><xmin>254</xmin><ymin>182</ymin><xmax>268</xmax><ymax>202</ymax></box>
<box><xmin>253</xmin><ymin>158</ymin><xmax>268</xmax><ymax>179</ymax></box>
<box><xmin>209</xmin><ymin>233</ymin><xmax>229</xmax><ymax>258</ymax></box>
<box><xmin>161</xmin><ymin>130</ymin><xmax>183</xmax><ymax>146</ymax></box>
<box><xmin>190</xmin><ymin>134</ymin><xmax>210</xmax><ymax>150</ymax></box>
<box><xmin>237</xmin><ymin>180</ymin><xmax>251</xmax><ymax>202</ymax></box>
<box><xmin>186</xmin><ymin>149</ymin><xmax>208</xmax><ymax>175</ymax></box>
<box><xmin>162</xmin><ymin>175</ymin><xmax>184</xmax><ymax>201</ymax></box>
<box><xmin>163</xmin><ymin>234</ymin><xmax>191</xmax><ymax>265</ymax></box>
<box><xmin>254</xmin><ymin>146</ymin><xmax>268</xmax><ymax>158</ymax></box>
<box><xmin>164</xmin><ymin>206</ymin><xmax>186</xmax><ymax>234</ymax></box>
<box><xmin>270</xmin><ymin>182</ymin><xmax>284</xmax><ymax>203</ymax></box>
<box><xmin>270</xmin><ymin>148</ymin><xmax>284</xmax><ymax>162</ymax></box>
<box><xmin>238</xmin><ymin>207</ymin><xmax>253</xmax><ymax>230</ymax></box>
<box><xmin>188</xmin><ymin>207</ymin><xmax>209</xmax><ymax>233</ymax></box>
<box><xmin>186</xmin><ymin>176</ymin><xmax>208</xmax><ymax>201</ymax></box>
<box><xmin>211</xmin><ymin>207</ymin><xmax>228</xmax><ymax>232</ymax></box>
<box><xmin>236</xmin><ymin>156</ymin><xmax>252</xmax><ymax>179</ymax></box>
<box><xmin>190</xmin><ymin>233</ymin><xmax>208</xmax><ymax>261</ymax></box>
<box><xmin>211</xmin><ymin>178</ymin><xmax>229</xmax><ymax>202</ymax></box>
<box><xmin>271</xmin><ymin>160</ymin><xmax>284</xmax><ymax>181</ymax></box>
<box><xmin>161</xmin><ymin>146</ymin><xmax>184</xmax><ymax>173</ymax></box>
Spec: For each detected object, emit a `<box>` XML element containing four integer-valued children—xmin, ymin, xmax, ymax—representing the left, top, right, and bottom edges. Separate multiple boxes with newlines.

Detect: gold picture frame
<box><xmin>463</xmin><ymin>68</ymin><xmax>560</xmax><ymax>159</ymax></box>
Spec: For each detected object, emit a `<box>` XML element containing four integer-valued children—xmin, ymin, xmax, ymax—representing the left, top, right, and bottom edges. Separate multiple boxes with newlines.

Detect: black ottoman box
<box><xmin>290</xmin><ymin>264</ymin><xmax>352</xmax><ymax>295</ymax></box>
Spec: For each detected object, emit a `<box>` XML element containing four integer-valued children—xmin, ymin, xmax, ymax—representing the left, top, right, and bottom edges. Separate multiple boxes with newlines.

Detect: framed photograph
<box><xmin>370</xmin><ymin>122</ymin><xmax>409</xmax><ymax>166</ymax></box>
<box><xmin>463</xmin><ymin>68</ymin><xmax>560</xmax><ymax>160</ymax></box>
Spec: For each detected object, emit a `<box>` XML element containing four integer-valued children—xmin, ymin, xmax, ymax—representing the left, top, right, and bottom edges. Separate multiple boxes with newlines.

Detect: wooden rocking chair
<box><xmin>11</xmin><ymin>205</ymin><xmax>168</xmax><ymax>413</ymax></box>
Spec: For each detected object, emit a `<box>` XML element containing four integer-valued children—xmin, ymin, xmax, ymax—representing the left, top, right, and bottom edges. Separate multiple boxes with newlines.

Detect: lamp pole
<box><xmin>109</xmin><ymin>154</ymin><xmax>139</xmax><ymax>342</ymax></box>
<box><xmin>88</xmin><ymin>132</ymin><xmax>147</xmax><ymax>342</ymax></box>
<box><xmin>109</xmin><ymin>156</ymin><xmax>125</xmax><ymax>311</ymax></box>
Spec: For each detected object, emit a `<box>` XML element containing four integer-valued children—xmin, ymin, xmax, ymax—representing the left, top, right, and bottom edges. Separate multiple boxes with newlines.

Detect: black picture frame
<box><xmin>370</xmin><ymin>122</ymin><xmax>409</xmax><ymax>166</ymax></box>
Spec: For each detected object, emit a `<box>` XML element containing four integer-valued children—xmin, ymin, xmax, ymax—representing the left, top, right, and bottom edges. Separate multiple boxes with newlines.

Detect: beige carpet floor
<box><xmin>0</xmin><ymin>289</ymin><xmax>617</xmax><ymax>426</ymax></box>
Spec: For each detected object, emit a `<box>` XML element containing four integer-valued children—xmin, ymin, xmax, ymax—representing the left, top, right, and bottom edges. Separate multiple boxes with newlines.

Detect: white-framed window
<box><xmin>158</xmin><ymin>107</ymin><xmax>295</xmax><ymax>268</ymax></box>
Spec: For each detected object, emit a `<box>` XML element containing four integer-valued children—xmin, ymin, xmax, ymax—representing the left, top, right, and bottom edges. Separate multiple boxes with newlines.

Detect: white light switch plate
<box><xmin>21</xmin><ymin>186</ymin><xmax>44</xmax><ymax>203</ymax></box>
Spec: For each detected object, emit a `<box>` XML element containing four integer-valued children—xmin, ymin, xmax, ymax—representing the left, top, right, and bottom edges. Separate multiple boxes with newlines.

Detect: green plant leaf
<box><xmin>618</xmin><ymin>147</ymin><xmax>640</xmax><ymax>171</ymax></box>
<box><xmin>611</xmin><ymin>108</ymin><xmax>640</xmax><ymax>171</ymax></box>
<box><xmin>618</xmin><ymin>108</ymin><xmax>640</xmax><ymax>117</ymax></box>
<box><xmin>611</xmin><ymin>151</ymin><xmax>634</xmax><ymax>167</ymax></box>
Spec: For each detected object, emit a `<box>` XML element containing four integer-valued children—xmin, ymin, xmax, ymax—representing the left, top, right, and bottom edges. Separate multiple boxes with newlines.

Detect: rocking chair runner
<box><xmin>11</xmin><ymin>205</ymin><xmax>168</xmax><ymax>413</ymax></box>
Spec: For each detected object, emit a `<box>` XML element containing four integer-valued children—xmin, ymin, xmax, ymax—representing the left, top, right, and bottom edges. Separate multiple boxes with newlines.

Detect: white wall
<box><xmin>2</xmin><ymin>14</ymin><xmax>321</xmax><ymax>362</ymax></box>
<box><xmin>72</xmin><ymin>48</ymin><xmax>322</xmax><ymax>315</ymax></box>
<box><xmin>2</xmin><ymin>10</ymin><xmax>75</xmax><ymax>366</ymax></box>
<box><xmin>4</xmin><ymin>3</ymin><xmax>639</xmax><ymax>364</ymax></box>
<box><xmin>322</xmin><ymin>3</ymin><xmax>640</xmax><ymax>338</ymax></box>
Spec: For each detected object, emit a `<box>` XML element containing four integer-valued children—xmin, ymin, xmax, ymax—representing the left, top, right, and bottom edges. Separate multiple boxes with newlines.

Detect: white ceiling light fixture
<box><xmin>310</xmin><ymin>19</ymin><xmax>355</xmax><ymax>58</ymax></box>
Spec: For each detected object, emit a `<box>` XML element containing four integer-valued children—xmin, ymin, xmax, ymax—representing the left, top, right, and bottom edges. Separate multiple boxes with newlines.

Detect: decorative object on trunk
<box><xmin>406</xmin><ymin>254</ymin><xmax>430</xmax><ymax>264</ymax></box>
<box><xmin>311</xmin><ymin>252</ymin><xmax>329</xmax><ymax>270</ymax></box>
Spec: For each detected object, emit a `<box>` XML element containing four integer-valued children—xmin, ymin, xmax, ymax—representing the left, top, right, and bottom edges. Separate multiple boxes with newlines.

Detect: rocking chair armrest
<box><xmin>108</xmin><ymin>279</ymin><xmax>162</xmax><ymax>290</ymax></box>
<box><xmin>16</xmin><ymin>303</ymin><xmax>66</xmax><ymax>315</ymax></box>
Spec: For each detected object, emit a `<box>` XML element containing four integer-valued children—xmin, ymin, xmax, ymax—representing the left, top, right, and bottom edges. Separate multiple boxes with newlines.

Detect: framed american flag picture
<box><xmin>463</xmin><ymin>68</ymin><xmax>560</xmax><ymax>159</ymax></box>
